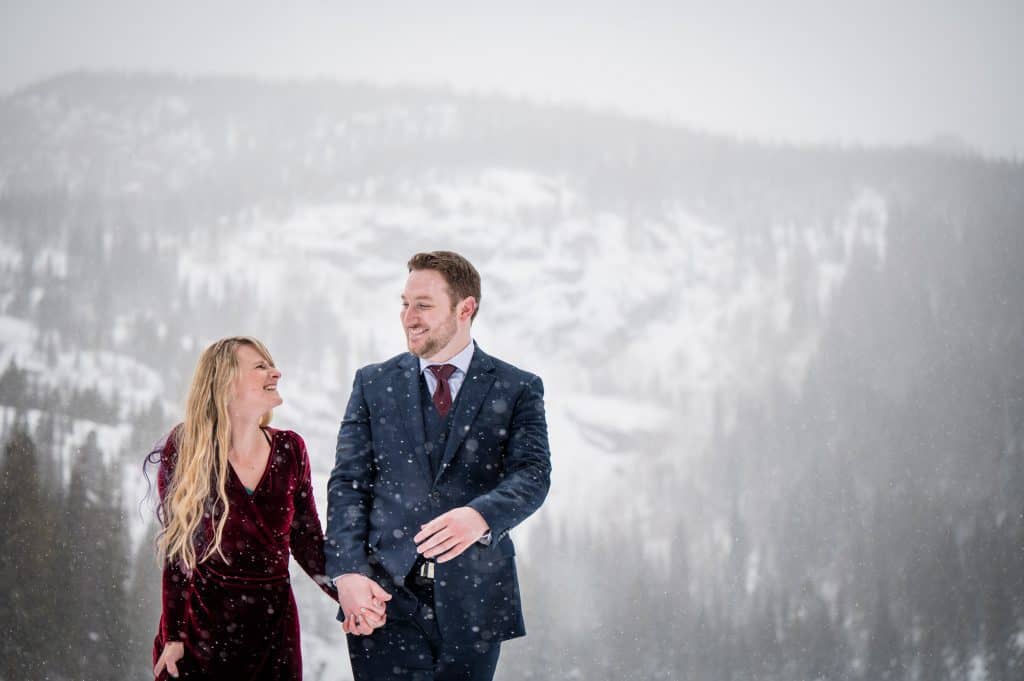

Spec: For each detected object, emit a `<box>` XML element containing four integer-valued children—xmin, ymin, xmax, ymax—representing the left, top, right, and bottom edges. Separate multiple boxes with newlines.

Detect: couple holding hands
<box><xmin>151</xmin><ymin>251</ymin><xmax>552</xmax><ymax>681</ymax></box>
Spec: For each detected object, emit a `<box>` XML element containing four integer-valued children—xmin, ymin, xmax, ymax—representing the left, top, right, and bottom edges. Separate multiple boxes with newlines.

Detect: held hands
<box><xmin>336</xmin><ymin>573</ymin><xmax>392</xmax><ymax>636</ymax></box>
<box><xmin>336</xmin><ymin>507</ymin><xmax>487</xmax><ymax>640</ymax></box>
<box><xmin>414</xmin><ymin>506</ymin><xmax>489</xmax><ymax>563</ymax></box>
<box><xmin>154</xmin><ymin>641</ymin><xmax>184</xmax><ymax>678</ymax></box>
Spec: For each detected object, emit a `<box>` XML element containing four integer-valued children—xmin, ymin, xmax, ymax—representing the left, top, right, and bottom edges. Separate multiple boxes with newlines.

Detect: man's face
<box><xmin>401</xmin><ymin>269</ymin><xmax>459</xmax><ymax>359</ymax></box>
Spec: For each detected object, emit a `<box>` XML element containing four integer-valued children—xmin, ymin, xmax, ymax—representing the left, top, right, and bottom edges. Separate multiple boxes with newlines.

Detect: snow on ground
<box><xmin>52</xmin><ymin>348</ymin><xmax>165</xmax><ymax>411</ymax></box>
<box><xmin>0</xmin><ymin>238</ymin><xmax>23</xmax><ymax>270</ymax></box>
<box><xmin>0</xmin><ymin>314</ymin><xmax>35</xmax><ymax>367</ymax></box>
<box><xmin>0</xmin><ymin>313</ymin><xmax>165</xmax><ymax>411</ymax></box>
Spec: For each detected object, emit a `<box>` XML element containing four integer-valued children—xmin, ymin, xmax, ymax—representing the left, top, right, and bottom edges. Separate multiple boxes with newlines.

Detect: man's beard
<box><xmin>409</xmin><ymin>312</ymin><xmax>458</xmax><ymax>358</ymax></box>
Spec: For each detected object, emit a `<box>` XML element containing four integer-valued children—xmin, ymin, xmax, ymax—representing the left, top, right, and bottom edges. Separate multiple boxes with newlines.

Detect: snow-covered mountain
<box><xmin>1</xmin><ymin>73</ymin><xmax>1021</xmax><ymax>681</ymax></box>
<box><xmin>0</xmin><ymin>73</ymin><xmax>887</xmax><ymax>508</ymax></box>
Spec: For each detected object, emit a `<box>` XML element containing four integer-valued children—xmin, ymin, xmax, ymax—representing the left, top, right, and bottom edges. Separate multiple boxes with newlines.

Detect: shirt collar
<box><xmin>419</xmin><ymin>338</ymin><xmax>475</xmax><ymax>376</ymax></box>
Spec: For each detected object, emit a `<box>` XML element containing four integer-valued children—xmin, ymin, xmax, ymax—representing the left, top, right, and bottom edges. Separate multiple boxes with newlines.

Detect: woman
<box><xmin>151</xmin><ymin>337</ymin><xmax>337</xmax><ymax>680</ymax></box>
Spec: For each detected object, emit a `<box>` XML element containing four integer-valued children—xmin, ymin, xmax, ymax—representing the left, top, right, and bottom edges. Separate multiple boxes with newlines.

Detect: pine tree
<box><xmin>128</xmin><ymin>518</ymin><xmax>162</xmax><ymax>679</ymax></box>
<box><xmin>0</xmin><ymin>424</ymin><xmax>57</xmax><ymax>679</ymax></box>
<box><xmin>865</xmin><ymin>578</ymin><xmax>903</xmax><ymax>681</ymax></box>
<box><xmin>33</xmin><ymin>408</ymin><xmax>59</xmax><ymax>488</ymax></box>
<box><xmin>665</xmin><ymin>519</ymin><xmax>693</xmax><ymax>678</ymax></box>
<box><xmin>98</xmin><ymin>464</ymin><xmax>132</xmax><ymax>677</ymax></box>
<box><xmin>747</xmin><ymin>588</ymin><xmax>783</xmax><ymax>681</ymax></box>
<box><xmin>981</xmin><ymin>522</ymin><xmax>1013</xmax><ymax>681</ymax></box>
<box><xmin>62</xmin><ymin>431</ymin><xmax>133</xmax><ymax>679</ymax></box>
<box><xmin>0</xmin><ymin>359</ymin><xmax>28</xmax><ymax>409</ymax></box>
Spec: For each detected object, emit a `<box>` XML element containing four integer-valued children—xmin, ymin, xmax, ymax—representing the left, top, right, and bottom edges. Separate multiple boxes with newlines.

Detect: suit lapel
<box><xmin>397</xmin><ymin>353</ymin><xmax>433</xmax><ymax>483</ymax></box>
<box><xmin>434</xmin><ymin>345</ymin><xmax>496</xmax><ymax>487</ymax></box>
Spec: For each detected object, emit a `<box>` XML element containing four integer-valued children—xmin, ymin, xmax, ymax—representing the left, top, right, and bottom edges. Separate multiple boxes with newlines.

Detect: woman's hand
<box><xmin>336</xmin><ymin>573</ymin><xmax>390</xmax><ymax>636</ymax></box>
<box><xmin>154</xmin><ymin>641</ymin><xmax>185</xmax><ymax>678</ymax></box>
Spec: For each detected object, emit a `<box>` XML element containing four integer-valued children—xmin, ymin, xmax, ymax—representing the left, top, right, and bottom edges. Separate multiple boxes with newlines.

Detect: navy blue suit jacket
<box><xmin>325</xmin><ymin>343</ymin><xmax>551</xmax><ymax>643</ymax></box>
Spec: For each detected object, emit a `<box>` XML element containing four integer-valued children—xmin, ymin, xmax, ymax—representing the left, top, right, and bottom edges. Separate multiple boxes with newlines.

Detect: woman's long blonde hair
<box><xmin>157</xmin><ymin>336</ymin><xmax>275</xmax><ymax>571</ymax></box>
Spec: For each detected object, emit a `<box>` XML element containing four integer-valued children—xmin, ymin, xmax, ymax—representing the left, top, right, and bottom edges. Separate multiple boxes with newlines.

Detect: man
<box><xmin>326</xmin><ymin>251</ymin><xmax>552</xmax><ymax>681</ymax></box>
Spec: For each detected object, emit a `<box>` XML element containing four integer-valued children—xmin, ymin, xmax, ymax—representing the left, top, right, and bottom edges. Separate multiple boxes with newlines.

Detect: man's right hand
<box><xmin>335</xmin><ymin>573</ymin><xmax>392</xmax><ymax>636</ymax></box>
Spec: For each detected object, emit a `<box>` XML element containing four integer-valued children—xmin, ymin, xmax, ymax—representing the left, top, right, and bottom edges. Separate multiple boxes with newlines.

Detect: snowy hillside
<box><xmin>1</xmin><ymin>73</ymin><xmax>1022</xmax><ymax>681</ymax></box>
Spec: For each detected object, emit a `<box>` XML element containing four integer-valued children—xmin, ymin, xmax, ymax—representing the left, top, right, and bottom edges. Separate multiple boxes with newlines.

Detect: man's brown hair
<box><xmin>407</xmin><ymin>251</ymin><xmax>481</xmax><ymax>320</ymax></box>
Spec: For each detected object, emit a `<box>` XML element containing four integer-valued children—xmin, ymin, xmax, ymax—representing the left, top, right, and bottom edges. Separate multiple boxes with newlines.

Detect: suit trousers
<box><xmin>346</xmin><ymin>563</ymin><xmax>502</xmax><ymax>681</ymax></box>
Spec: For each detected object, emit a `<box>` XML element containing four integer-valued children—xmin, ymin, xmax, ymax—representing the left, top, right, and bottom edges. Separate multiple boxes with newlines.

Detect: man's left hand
<box><xmin>414</xmin><ymin>507</ymin><xmax>489</xmax><ymax>563</ymax></box>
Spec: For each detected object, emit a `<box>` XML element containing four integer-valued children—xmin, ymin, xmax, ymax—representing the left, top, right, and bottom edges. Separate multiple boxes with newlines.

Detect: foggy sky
<box><xmin>2</xmin><ymin>0</ymin><xmax>1021</xmax><ymax>159</ymax></box>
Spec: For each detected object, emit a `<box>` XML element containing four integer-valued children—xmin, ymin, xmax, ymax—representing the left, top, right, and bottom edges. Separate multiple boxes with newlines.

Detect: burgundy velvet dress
<box><xmin>153</xmin><ymin>427</ymin><xmax>337</xmax><ymax>680</ymax></box>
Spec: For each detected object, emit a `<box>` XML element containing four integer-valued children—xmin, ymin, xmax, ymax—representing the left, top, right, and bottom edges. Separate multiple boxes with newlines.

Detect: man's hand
<box><xmin>335</xmin><ymin>573</ymin><xmax>392</xmax><ymax>636</ymax></box>
<box><xmin>154</xmin><ymin>640</ymin><xmax>184</xmax><ymax>678</ymax></box>
<box><xmin>414</xmin><ymin>507</ymin><xmax>490</xmax><ymax>563</ymax></box>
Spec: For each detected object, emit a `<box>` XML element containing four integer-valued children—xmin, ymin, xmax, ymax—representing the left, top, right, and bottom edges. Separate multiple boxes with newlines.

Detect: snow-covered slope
<box><xmin>4</xmin><ymin>73</ymin><xmax>1017</xmax><ymax>681</ymax></box>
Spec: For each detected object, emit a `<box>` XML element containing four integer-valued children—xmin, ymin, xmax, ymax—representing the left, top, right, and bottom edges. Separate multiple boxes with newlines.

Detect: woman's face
<box><xmin>230</xmin><ymin>343</ymin><xmax>282</xmax><ymax>417</ymax></box>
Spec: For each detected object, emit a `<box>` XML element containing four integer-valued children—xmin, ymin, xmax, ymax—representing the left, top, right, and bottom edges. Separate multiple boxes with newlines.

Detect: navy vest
<box><xmin>419</xmin><ymin>374</ymin><xmax>458</xmax><ymax>478</ymax></box>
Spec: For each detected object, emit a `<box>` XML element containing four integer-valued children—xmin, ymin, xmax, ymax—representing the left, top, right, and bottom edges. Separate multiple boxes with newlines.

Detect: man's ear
<box><xmin>460</xmin><ymin>297</ymin><xmax>477</xmax><ymax>322</ymax></box>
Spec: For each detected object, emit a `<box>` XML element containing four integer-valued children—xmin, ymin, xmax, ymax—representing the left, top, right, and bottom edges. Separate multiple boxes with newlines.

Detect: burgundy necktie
<box><xmin>428</xmin><ymin>364</ymin><xmax>457</xmax><ymax>417</ymax></box>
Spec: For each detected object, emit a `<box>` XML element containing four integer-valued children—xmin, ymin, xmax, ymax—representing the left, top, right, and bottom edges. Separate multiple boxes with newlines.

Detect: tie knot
<box><xmin>428</xmin><ymin>364</ymin><xmax>457</xmax><ymax>381</ymax></box>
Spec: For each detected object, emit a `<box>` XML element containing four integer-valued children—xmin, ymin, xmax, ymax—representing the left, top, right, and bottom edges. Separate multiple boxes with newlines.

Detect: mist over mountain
<box><xmin>1</xmin><ymin>73</ymin><xmax>1022</xmax><ymax>680</ymax></box>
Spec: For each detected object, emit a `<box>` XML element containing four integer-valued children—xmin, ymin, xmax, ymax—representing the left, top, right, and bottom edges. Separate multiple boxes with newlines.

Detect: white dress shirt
<box><xmin>418</xmin><ymin>338</ymin><xmax>475</xmax><ymax>400</ymax></box>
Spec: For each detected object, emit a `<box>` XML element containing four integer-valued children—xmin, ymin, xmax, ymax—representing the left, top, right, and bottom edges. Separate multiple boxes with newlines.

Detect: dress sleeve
<box><xmin>288</xmin><ymin>431</ymin><xmax>339</xmax><ymax>600</ymax></box>
<box><xmin>158</xmin><ymin>431</ymin><xmax>191</xmax><ymax>642</ymax></box>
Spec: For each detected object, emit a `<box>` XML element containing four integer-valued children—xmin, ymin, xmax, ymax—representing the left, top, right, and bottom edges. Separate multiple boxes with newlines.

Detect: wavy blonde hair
<box><xmin>157</xmin><ymin>336</ymin><xmax>275</xmax><ymax>571</ymax></box>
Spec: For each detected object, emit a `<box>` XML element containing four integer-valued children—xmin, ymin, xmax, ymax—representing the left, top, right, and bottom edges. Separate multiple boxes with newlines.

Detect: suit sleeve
<box><xmin>158</xmin><ymin>433</ymin><xmax>191</xmax><ymax>643</ymax></box>
<box><xmin>325</xmin><ymin>369</ymin><xmax>376</xmax><ymax>578</ymax></box>
<box><xmin>288</xmin><ymin>432</ymin><xmax>340</xmax><ymax>600</ymax></box>
<box><xmin>467</xmin><ymin>374</ymin><xmax>552</xmax><ymax>542</ymax></box>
